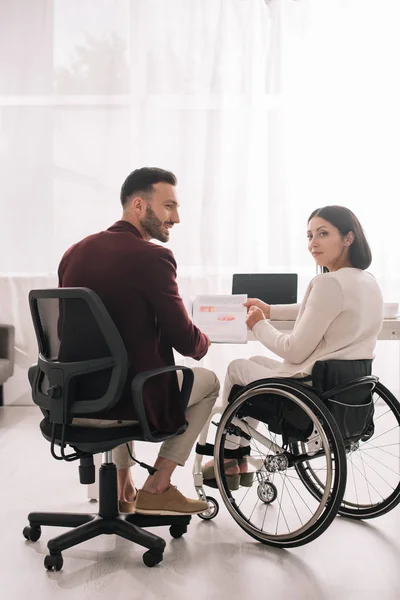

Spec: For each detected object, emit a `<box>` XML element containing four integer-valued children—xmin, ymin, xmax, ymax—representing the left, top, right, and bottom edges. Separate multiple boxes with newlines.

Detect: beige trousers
<box><xmin>223</xmin><ymin>355</ymin><xmax>284</xmax><ymax>404</ymax></box>
<box><xmin>222</xmin><ymin>355</ymin><xmax>283</xmax><ymax>449</ymax></box>
<box><xmin>73</xmin><ymin>367</ymin><xmax>220</xmax><ymax>468</ymax></box>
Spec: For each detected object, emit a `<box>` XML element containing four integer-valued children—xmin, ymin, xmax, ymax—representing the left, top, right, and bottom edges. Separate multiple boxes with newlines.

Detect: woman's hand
<box><xmin>243</xmin><ymin>298</ymin><xmax>271</xmax><ymax>319</ymax></box>
<box><xmin>245</xmin><ymin>306</ymin><xmax>265</xmax><ymax>330</ymax></box>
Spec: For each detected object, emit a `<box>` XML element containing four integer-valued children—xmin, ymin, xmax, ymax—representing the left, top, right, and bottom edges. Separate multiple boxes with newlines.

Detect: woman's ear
<box><xmin>345</xmin><ymin>231</ymin><xmax>355</xmax><ymax>246</ymax></box>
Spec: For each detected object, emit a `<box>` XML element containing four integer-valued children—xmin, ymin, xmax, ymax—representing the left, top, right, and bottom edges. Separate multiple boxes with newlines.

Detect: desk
<box><xmin>260</xmin><ymin>320</ymin><xmax>400</xmax><ymax>341</ymax></box>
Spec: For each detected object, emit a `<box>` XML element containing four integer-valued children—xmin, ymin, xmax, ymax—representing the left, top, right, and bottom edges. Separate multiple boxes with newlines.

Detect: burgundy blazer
<box><xmin>58</xmin><ymin>220</ymin><xmax>208</xmax><ymax>432</ymax></box>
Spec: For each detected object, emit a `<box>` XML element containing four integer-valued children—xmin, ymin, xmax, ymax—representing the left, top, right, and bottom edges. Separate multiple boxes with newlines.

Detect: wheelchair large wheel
<box><xmin>213</xmin><ymin>380</ymin><xmax>347</xmax><ymax>548</ymax></box>
<box><xmin>296</xmin><ymin>382</ymin><xmax>400</xmax><ymax>520</ymax></box>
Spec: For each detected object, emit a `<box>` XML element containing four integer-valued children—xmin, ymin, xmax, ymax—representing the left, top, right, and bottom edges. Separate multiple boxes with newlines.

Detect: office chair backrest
<box><xmin>29</xmin><ymin>288</ymin><xmax>128</xmax><ymax>423</ymax></box>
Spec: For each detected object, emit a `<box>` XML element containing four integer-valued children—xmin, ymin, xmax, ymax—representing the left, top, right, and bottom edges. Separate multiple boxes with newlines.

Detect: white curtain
<box><xmin>269</xmin><ymin>0</ymin><xmax>400</xmax><ymax>302</ymax></box>
<box><xmin>0</xmin><ymin>0</ymin><xmax>272</xmax><ymax>290</ymax></box>
<box><xmin>1</xmin><ymin>0</ymin><xmax>399</xmax><ymax>394</ymax></box>
<box><xmin>1</xmin><ymin>0</ymin><xmax>399</xmax><ymax>292</ymax></box>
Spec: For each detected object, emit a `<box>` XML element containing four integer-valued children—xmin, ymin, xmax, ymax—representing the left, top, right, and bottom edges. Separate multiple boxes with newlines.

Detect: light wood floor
<box><xmin>1</xmin><ymin>406</ymin><xmax>400</xmax><ymax>600</ymax></box>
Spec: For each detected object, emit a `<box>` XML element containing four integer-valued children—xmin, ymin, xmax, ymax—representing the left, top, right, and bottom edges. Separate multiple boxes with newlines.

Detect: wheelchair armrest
<box><xmin>319</xmin><ymin>375</ymin><xmax>378</xmax><ymax>401</ymax></box>
<box><xmin>131</xmin><ymin>366</ymin><xmax>194</xmax><ymax>442</ymax></box>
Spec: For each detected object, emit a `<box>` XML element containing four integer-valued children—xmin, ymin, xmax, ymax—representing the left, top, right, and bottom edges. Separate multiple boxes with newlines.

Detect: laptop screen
<box><xmin>232</xmin><ymin>274</ymin><xmax>298</xmax><ymax>305</ymax></box>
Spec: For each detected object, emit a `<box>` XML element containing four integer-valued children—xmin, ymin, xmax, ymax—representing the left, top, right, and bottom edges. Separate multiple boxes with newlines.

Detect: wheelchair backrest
<box><xmin>311</xmin><ymin>360</ymin><xmax>373</xmax><ymax>405</ymax></box>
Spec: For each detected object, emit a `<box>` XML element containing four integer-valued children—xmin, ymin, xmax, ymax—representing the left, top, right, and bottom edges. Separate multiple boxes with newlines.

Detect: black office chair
<box><xmin>22</xmin><ymin>288</ymin><xmax>195</xmax><ymax>570</ymax></box>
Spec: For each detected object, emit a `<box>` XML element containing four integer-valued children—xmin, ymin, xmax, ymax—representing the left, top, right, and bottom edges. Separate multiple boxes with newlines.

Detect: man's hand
<box><xmin>243</xmin><ymin>298</ymin><xmax>270</xmax><ymax>319</ymax></box>
<box><xmin>245</xmin><ymin>306</ymin><xmax>265</xmax><ymax>330</ymax></box>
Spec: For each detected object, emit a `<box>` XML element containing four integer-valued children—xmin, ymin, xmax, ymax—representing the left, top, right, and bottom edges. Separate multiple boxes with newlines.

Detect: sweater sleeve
<box><xmin>270</xmin><ymin>304</ymin><xmax>300</xmax><ymax>321</ymax></box>
<box><xmin>252</xmin><ymin>276</ymin><xmax>343</xmax><ymax>363</ymax></box>
<box><xmin>143</xmin><ymin>246</ymin><xmax>209</xmax><ymax>360</ymax></box>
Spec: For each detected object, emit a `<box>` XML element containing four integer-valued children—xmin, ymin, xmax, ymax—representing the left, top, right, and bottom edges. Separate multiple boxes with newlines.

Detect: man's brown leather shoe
<box><xmin>135</xmin><ymin>486</ymin><xmax>208</xmax><ymax>516</ymax></box>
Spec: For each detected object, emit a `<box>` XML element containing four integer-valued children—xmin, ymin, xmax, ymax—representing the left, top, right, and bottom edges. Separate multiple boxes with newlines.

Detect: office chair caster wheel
<box><xmin>23</xmin><ymin>525</ymin><xmax>41</xmax><ymax>542</ymax></box>
<box><xmin>169</xmin><ymin>525</ymin><xmax>187</xmax><ymax>539</ymax></box>
<box><xmin>143</xmin><ymin>549</ymin><xmax>163</xmax><ymax>567</ymax></box>
<box><xmin>198</xmin><ymin>496</ymin><xmax>219</xmax><ymax>520</ymax></box>
<box><xmin>44</xmin><ymin>553</ymin><xmax>63</xmax><ymax>571</ymax></box>
<box><xmin>257</xmin><ymin>482</ymin><xmax>278</xmax><ymax>504</ymax></box>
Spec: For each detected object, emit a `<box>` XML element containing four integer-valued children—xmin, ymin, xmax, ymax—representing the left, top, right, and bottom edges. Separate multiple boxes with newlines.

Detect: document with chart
<box><xmin>192</xmin><ymin>294</ymin><xmax>248</xmax><ymax>343</ymax></box>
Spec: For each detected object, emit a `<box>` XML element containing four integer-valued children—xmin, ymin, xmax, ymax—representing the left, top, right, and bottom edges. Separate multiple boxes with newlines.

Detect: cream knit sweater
<box><xmin>252</xmin><ymin>268</ymin><xmax>383</xmax><ymax>377</ymax></box>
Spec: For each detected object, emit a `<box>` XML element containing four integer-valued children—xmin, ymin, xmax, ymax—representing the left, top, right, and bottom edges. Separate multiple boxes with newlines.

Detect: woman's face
<box><xmin>307</xmin><ymin>216</ymin><xmax>353</xmax><ymax>272</ymax></box>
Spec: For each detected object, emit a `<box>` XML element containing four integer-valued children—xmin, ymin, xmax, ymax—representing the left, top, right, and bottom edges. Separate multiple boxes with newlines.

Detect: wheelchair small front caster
<box><xmin>143</xmin><ymin>549</ymin><xmax>163</xmax><ymax>567</ymax></box>
<box><xmin>169</xmin><ymin>525</ymin><xmax>187</xmax><ymax>539</ymax></box>
<box><xmin>198</xmin><ymin>496</ymin><xmax>219</xmax><ymax>520</ymax></box>
<box><xmin>23</xmin><ymin>525</ymin><xmax>42</xmax><ymax>542</ymax></box>
<box><xmin>44</xmin><ymin>553</ymin><xmax>63</xmax><ymax>571</ymax></box>
<box><xmin>257</xmin><ymin>482</ymin><xmax>278</xmax><ymax>504</ymax></box>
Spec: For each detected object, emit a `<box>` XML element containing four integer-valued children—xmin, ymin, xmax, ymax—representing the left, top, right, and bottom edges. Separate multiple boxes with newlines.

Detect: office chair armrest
<box><xmin>131</xmin><ymin>366</ymin><xmax>194</xmax><ymax>442</ymax></box>
<box><xmin>0</xmin><ymin>325</ymin><xmax>15</xmax><ymax>382</ymax></box>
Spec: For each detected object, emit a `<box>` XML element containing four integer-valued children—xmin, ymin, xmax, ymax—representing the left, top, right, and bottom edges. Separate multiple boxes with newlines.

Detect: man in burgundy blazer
<box><xmin>58</xmin><ymin>167</ymin><xmax>220</xmax><ymax>516</ymax></box>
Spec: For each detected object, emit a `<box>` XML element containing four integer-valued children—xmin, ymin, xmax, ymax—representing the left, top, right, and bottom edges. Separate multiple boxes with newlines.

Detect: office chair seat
<box><xmin>40</xmin><ymin>418</ymin><xmax>187</xmax><ymax>454</ymax></box>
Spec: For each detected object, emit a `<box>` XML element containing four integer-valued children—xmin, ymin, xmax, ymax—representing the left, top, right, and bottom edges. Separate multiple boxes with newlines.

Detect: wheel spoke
<box><xmin>275</xmin><ymin>472</ymin><xmax>291</xmax><ymax>534</ymax></box>
<box><xmin>356</xmin><ymin>449</ymin><xmax>400</xmax><ymax>476</ymax></box>
<box><xmin>345</xmin><ymin>456</ymin><xmax>385</xmax><ymax>500</ymax></box>
<box><xmin>373</xmin><ymin>409</ymin><xmax>391</xmax><ymax>422</ymax></box>
<box><xmin>360</xmin><ymin>443</ymin><xmax>400</xmax><ymax>460</ymax></box>
<box><xmin>359</xmin><ymin>450</ymin><xmax>373</xmax><ymax>506</ymax></box>
<box><xmin>367</xmin><ymin>424</ymin><xmax>398</xmax><ymax>443</ymax></box>
<box><xmin>279</xmin><ymin>471</ymin><xmax>315</xmax><ymax>516</ymax></box>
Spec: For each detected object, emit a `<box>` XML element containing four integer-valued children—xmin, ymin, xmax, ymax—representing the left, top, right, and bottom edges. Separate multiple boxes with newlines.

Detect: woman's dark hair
<box><xmin>308</xmin><ymin>205</ymin><xmax>372</xmax><ymax>270</ymax></box>
<box><xmin>120</xmin><ymin>167</ymin><xmax>177</xmax><ymax>206</ymax></box>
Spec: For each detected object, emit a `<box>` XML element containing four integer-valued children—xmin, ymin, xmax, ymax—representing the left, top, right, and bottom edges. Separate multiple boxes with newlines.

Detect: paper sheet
<box><xmin>193</xmin><ymin>294</ymin><xmax>247</xmax><ymax>343</ymax></box>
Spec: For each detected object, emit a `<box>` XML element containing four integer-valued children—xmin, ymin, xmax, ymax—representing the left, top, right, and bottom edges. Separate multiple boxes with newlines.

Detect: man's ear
<box><xmin>131</xmin><ymin>196</ymin><xmax>145</xmax><ymax>214</ymax></box>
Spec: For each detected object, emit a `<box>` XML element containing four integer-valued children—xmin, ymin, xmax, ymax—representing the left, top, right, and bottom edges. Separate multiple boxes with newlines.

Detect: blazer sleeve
<box><xmin>142</xmin><ymin>246</ymin><xmax>209</xmax><ymax>360</ymax></box>
<box><xmin>270</xmin><ymin>304</ymin><xmax>300</xmax><ymax>321</ymax></box>
<box><xmin>252</xmin><ymin>276</ymin><xmax>343</xmax><ymax>363</ymax></box>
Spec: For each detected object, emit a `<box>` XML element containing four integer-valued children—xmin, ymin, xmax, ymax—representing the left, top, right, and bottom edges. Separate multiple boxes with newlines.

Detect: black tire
<box><xmin>297</xmin><ymin>382</ymin><xmax>400</xmax><ymax>520</ymax></box>
<box><xmin>198</xmin><ymin>496</ymin><xmax>219</xmax><ymax>520</ymax></box>
<box><xmin>143</xmin><ymin>549</ymin><xmax>163</xmax><ymax>567</ymax></box>
<box><xmin>23</xmin><ymin>525</ymin><xmax>41</xmax><ymax>542</ymax></box>
<box><xmin>169</xmin><ymin>525</ymin><xmax>187</xmax><ymax>539</ymax></box>
<box><xmin>214</xmin><ymin>379</ymin><xmax>347</xmax><ymax>548</ymax></box>
<box><xmin>44</xmin><ymin>554</ymin><xmax>63</xmax><ymax>571</ymax></box>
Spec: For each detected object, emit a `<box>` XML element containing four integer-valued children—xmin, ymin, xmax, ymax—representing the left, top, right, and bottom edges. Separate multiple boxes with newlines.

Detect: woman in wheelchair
<box><xmin>199</xmin><ymin>206</ymin><xmax>400</xmax><ymax>546</ymax></box>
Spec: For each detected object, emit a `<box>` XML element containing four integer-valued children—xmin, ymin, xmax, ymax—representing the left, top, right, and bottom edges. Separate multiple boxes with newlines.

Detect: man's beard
<box><xmin>140</xmin><ymin>204</ymin><xmax>170</xmax><ymax>243</ymax></box>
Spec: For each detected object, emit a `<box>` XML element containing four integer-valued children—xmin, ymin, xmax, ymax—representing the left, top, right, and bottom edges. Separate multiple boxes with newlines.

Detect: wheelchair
<box><xmin>193</xmin><ymin>360</ymin><xmax>400</xmax><ymax>548</ymax></box>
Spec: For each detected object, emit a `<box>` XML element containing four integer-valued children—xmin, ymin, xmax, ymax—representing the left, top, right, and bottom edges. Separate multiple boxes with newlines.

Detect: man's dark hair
<box><xmin>308</xmin><ymin>205</ymin><xmax>372</xmax><ymax>270</ymax></box>
<box><xmin>120</xmin><ymin>167</ymin><xmax>177</xmax><ymax>207</ymax></box>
